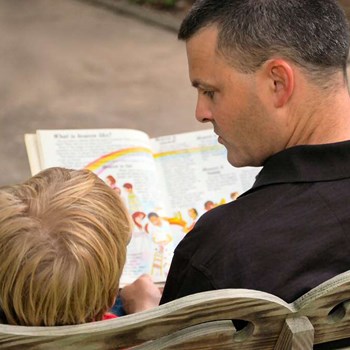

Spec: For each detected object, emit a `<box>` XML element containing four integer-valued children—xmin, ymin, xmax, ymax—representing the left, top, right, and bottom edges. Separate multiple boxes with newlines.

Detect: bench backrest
<box><xmin>1</xmin><ymin>271</ymin><xmax>350</xmax><ymax>349</ymax></box>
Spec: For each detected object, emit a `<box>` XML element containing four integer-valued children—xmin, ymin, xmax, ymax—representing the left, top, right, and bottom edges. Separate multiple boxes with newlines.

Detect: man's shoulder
<box><xmin>175</xmin><ymin>200</ymin><xmax>248</xmax><ymax>259</ymax></box>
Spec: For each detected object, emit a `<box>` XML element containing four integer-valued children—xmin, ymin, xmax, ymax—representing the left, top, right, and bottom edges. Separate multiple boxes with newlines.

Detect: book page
<box><xmin>24</xmin><ymin>134</ymin><xmax>42</xmax><ymax>176</ymax></box>
<box><xmin>35</xmin><ymin>128</ymin><xmax>171</xmax><ymax>285</ymax></box>
<box><xmin>28</xmin><ymin>128</ymin><xmax>260</xmax><ymax>286</ymax></box>
<box><xmin>151</xmin><ymin>129</ymin><xmax>261</xmax><ymax>245</ymax></box>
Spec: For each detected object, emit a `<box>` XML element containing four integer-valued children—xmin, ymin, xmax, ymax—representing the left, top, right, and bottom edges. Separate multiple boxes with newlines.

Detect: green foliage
<box><xmin>163</xmin><ymin>0</ymin><xmax>177</xmax><ymax>6</ymax></box>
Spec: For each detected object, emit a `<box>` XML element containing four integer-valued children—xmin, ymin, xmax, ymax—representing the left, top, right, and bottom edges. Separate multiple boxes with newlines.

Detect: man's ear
<box><xmin>263</xmin><ymin>59</ymin><xmax>294</xmax><ymax>108</ymax></box>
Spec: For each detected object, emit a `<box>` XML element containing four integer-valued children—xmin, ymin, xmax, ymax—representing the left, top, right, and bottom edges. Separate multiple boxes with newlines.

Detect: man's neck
<box><xmin>286</xmin><ymin>84</ymin><xmax>350</xmax><ymax>147</ymax></box>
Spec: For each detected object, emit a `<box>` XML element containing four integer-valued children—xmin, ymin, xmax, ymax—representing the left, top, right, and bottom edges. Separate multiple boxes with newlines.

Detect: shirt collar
<box><xmin>252</xmin><ymin>140</ymin><xmax>350</xmax><ymax>189</ymax></box>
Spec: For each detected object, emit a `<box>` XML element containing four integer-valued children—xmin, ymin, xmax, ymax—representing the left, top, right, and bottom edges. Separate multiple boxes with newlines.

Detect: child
<box><xmin>0</xmin><ymin>167</ymin><xmax>132</xmax><ymax>326</ymax></box>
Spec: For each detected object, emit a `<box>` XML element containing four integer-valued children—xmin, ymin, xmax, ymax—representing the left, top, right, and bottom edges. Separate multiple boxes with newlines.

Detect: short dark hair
<box><xmin>179</xmin><ymin>0</ymin><xmax>350</xmax><ymax>87</ymax></box>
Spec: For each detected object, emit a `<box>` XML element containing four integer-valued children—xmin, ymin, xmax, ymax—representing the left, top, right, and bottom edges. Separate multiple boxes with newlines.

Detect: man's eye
<box><xmin>203</xmin><ymin>90</ymin><xmax>215</xmax><ymax>99</ymax></box>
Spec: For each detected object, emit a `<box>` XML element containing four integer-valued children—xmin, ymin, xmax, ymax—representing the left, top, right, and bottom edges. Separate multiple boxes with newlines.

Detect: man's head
<box><xmin>179</xmin><ymin>0</ymin><xmax>350</xmax><ymax>166</ymax></box>
<box><xmin>0</xmin><ymin>167</ymin><xmax>132</xmax><ymax>326</ymax></box>
<box><xmin>179</xmin><ymin>0</ymin><xmax>349</xmax><ymax>82</ymax></box>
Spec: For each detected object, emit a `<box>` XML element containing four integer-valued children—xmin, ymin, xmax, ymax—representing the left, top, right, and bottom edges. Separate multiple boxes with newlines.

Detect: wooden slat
<box><xmin>1</xmin><ymin>271</ymin><xmax>350</xmax><ymax>349</ymax></box>
<box><xmin>0</xmin><ymin>290</ymin><xmax>294</xmax><ymax>349</ymax></box>
<box><xmin>131</xmin><ymin>320</ymin><xmax>236</xmax><ymax>350</ymax></box>
<box><xmin>292</xmin><ymin>271</ymin><xmax>350</xmax><ymax>345</ymax></box>
<box><xmin>274</xmin><ymin>317</ymin><xmax>314</xmax><ymax>350</ymax></box>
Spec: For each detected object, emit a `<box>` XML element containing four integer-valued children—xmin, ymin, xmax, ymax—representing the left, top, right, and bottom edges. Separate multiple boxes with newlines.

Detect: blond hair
<box><xmin>0</xmin><ymin>167</ymin><xmax>131</xmax><ymax>326</ymax></box>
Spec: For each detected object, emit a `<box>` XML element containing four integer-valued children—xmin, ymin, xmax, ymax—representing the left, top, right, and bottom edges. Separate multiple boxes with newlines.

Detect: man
<box><xmin>121</xmin><ymin>0</ymin><xmax>350</xmax><ymax>313</ymax></box>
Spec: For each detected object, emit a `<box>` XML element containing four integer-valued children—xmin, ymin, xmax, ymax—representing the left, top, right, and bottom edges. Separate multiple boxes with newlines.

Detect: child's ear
<box><xmin>264</xmin><ymin>59</ymin><xmax>295</xmax><ymax>108</ymax></box>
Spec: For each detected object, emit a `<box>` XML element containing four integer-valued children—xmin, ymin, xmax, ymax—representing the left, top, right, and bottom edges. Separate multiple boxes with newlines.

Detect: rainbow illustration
<box><xmin>153</xmin><ymin>145</ymin><xmax>222</xmax><ymax>159</ymax></box>
<box><xmin>84</xmin><ymin>144</ymin><xmax>223</xmax><ymax>174</ymax></box>
<box><xmin>85</xmin><ymin>147</ymin><xmax>153</xmax><ymax>173</ymax></box>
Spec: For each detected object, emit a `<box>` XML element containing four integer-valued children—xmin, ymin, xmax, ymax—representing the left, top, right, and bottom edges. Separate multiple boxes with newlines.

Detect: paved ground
<box><xmin>0</xmin><ymin>0</ymin><xmax>206</xmax><ymax>186</ymax></box>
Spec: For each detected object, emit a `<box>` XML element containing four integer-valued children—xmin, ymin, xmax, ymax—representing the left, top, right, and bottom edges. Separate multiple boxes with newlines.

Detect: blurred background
<box><xmin>1</xmin><ymin>0</ymin><xmax>349</xmax><ymax>186</ymax></box>
<box><xmin>0</xmin><ymin>0</ymin><xmax>202</xmax><ymax>186</ymax></box>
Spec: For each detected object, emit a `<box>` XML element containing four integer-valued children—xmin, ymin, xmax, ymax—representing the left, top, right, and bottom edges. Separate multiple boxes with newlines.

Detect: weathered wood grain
<box><xmin>1</xmin><ymin>271</ymin><xmax>350</xmax><ymax>349</ymax></box>
<box><xmin>274</xmin><ymin>317</ymin><xmax>314</xmax><ymax>350</ymax></box>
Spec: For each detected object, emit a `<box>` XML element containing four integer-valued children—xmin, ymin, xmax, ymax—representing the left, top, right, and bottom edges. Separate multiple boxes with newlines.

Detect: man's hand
<box><xmin>119</xmin><ymin>274</ymin><xmax>162</xmax><ymax>314</ymax></box>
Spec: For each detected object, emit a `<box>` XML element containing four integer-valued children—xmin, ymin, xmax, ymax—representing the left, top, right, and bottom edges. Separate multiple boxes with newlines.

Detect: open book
<box><xmin>25</xmin><ymin>128</ymin><xmax>261</xmax><ymax>285</ymax></box>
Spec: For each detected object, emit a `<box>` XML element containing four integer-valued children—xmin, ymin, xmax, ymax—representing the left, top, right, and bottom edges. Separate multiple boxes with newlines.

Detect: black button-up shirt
<box><xmin>161</xmin><ymin>140</ymin><xmax>350</xmax><ymax>305</ymax></box>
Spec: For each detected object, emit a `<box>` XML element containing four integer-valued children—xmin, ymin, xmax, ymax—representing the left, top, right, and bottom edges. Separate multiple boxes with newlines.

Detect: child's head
<box><xmin>0</xmin><ymin>167</ymin><xmax>132</xmax><ymax>326</ymax></box>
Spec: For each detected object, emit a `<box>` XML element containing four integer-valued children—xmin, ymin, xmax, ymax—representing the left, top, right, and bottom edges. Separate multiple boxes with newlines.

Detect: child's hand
<box><xmin>119</xmin><ymin>274</ymin><xmax>162</xmax><ymax>314</ymax></box>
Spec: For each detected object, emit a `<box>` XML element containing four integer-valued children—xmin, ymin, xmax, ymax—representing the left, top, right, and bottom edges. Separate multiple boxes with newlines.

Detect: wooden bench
<box><xmin>1</xmin><ymin>271</ymin><xmax>350</xmax><ymax>349</ymax></box>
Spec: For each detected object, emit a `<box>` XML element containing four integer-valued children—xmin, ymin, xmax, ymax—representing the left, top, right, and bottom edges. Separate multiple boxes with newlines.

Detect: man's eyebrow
<box><xmin>191</xmin><ymin>79</ymin><xmax>214</xmax><ymax>89</ymax></box>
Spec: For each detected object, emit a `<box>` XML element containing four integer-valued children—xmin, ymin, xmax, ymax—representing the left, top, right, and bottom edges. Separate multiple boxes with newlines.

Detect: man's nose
<box><xmin>195</xmin><ymin>96</ymin><xmax>213</xmax><ymax>123</ymax></box>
